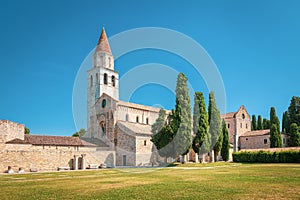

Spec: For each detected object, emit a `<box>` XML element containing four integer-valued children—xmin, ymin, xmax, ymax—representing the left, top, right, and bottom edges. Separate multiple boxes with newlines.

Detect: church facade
<box><xmin>84</xmin><ymin>27</ymin><xmax>164</xmax><ymax>166</ymax></box>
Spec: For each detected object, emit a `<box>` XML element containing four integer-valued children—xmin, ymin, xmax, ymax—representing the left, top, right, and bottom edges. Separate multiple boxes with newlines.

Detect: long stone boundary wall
<box><xmin>0</xmin><ymin>146</ymin><xmax>115</xmax><ymax>173</ymax></box>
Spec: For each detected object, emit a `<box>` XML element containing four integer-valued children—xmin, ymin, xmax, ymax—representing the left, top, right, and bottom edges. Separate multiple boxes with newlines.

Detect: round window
<box><xmin>102</xmin><ymin>99</ymin><xmax>106</xmax><ymax>108</ymax></box>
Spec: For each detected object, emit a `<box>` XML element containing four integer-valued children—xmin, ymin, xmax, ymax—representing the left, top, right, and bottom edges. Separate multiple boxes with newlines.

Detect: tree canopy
<box><xmin>269</xmin><ymin>107</ymin><xmax>282</xmax><ymax>148</ymax></box>
<box><xmin>72</xmin><ymin>129</ymin><xmax>86</xmax><ymax>137</ymax></box>
<box><xmin>192</xmin><ymin>92</ymin><xmax>209</xmax><ymax>155</ymax></box>
<box><xmin>208</xmin><ymin>92</ymin><xmax>222</xmax><ymax>161</ymax></box>
<box><xmin>221</xmin><ymin>120</ymin><xmax>230</xmax><ymax>162</ymax></box>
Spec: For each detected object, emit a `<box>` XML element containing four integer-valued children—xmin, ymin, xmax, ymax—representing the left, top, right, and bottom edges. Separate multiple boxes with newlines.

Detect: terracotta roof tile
<box><xmin>221</xmin><ymin>112</ymin><xmax>236</xmax><ymax>119</ymax></box>
<box><xmin>240</xmin><ymin>129</ymin><xmax>270</xmax><ymax>137</ymax></box>
<box><xmin>96</xmin><ymin>27</ymin><xmax>112</xmax><ymax>54</ymax></box>
<box><xmin>6</xmin><ymin>135</ymin><xmax>97</xmax><ymax>147</ymax></box>
<box><xmin>117</xmin><ymin>121</ymin><xmax>152</xmax><ymax>136</ymax></box>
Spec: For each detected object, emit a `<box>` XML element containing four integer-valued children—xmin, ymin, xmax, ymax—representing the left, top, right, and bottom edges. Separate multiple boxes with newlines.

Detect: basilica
<box><xmin>0</xmin><ymin>27</ymin><xmax>290</xmax><ymax>173</ymax></box>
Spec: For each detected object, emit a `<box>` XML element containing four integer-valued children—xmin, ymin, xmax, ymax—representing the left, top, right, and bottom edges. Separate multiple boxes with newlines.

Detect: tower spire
<box><xmin>96</xmin><ymin>26</ymin><xmax>112</xmax><ymax>54</ymax></box>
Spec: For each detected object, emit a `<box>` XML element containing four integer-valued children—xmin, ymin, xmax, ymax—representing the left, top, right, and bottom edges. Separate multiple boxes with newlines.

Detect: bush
<box><xmin>233</xmin><ymin>150</ymin><xmax>300</xmax><ymax>163</ymax></box>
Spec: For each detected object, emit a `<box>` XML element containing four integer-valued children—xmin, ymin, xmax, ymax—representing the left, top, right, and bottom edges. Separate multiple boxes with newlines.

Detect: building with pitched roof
<box><xmin>84</xmin><ymin>28</ymin><xmax>165</xmax><ymax>165</ymax></box>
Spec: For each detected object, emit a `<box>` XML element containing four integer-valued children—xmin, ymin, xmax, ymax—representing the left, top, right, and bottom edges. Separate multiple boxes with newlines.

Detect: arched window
<box><xmin>104</xmin><ymin>73</ymin><xmax>108</xmax><ymax>85</ymax></box>
<box><xmin>136</xmin><ymin>116</ymin><xmax>139</xmax><ymax>123</ymax></box>
<box><xmin>228</xmin><ymin>123</ymin><xmax>230</xmax><ymax>129</ymax></box>
<box><xmin>242</xmin><ymin>114</ymin><xmax>245</xmax><ymax>119</ymax></box>
<box><xmin>90</xmin><ymin>75</ymin><xmax>93</xmax><ymax>87</ymax></box>
<box><xmin>126</xmin><ymin>114</ymin><xmax>129</xmax><ymax>121</ymax></box>
<box><xmin>111</xmin><ymin>75</ymin><xmax>115</xmax><ymax>87</ymax></box>
<box><xmin>96</xmin><ymin>73</ymin><xmax>99</xmax><ymax>85</ymax></box>
<box><xmin>146</xmin><ymin>118</ymin><xmax>149</xmax><ymax>125</ymax></box>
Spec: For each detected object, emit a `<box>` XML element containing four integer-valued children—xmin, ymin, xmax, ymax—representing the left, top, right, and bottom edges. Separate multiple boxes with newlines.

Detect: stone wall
<box><xmin>0</xmin><ymin>120</ymin><xmax>25</xmax><ymax>144</ymax></box>
<box><xmin>240</xmin><ymin>134</ymin><xmax>289</xmax><ymax>150</ymax></box>
<box><xmin>0</xmin><ymin>144</ymin><xmax>115</xmax><ymax>173</ymax></box>
<box><xmin>135</xmin><ymin>136</ymin><xmax>161</xmax><ymax>166</ymax></box>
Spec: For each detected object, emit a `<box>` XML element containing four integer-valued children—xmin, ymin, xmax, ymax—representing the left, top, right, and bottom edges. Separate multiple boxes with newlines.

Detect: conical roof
<box><xmin>96</xmin><ymin>27</ymin><xmax>112</xmax><ymax>54</ymax></box>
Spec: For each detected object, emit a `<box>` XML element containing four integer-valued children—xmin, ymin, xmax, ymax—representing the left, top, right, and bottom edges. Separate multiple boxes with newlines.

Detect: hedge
<box><xmin>233</xmin><ymin>150</ymin><xmax>300</xmax><ymax>163</ymax></box>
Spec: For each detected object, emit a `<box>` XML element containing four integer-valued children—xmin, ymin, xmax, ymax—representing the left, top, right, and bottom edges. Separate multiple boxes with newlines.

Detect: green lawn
<box><xmin>0</xmin><ymin>163</ymin><xmax>299</xmax><ymax>200</ymax></box>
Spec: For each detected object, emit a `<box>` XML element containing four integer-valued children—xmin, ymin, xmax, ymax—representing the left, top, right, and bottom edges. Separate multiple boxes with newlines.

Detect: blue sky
<box><xmin>0</xmin><ymin>0</ymin><xmax>299</xmax><ymax>136</ymax></box>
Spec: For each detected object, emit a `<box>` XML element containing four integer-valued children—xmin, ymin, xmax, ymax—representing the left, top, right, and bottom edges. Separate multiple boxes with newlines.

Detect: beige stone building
<box><xmin>221</xmin><ymin>106</ymin><xmax>289</xmax><ymax>152</ymax></box>
<box><xmin>0</xmin><ymin>120</ymin><xmax>115</xmax><ymax>172</ymax></box>
<box><xmin>84</xmin><ymin>27</ymin><xmax>164</xmax><ymax>167</ymax></box>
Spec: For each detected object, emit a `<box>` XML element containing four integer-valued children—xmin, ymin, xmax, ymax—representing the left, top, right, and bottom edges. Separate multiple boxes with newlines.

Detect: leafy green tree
<box><xmin>151</xmin><ymin>109</ymin><xmax>166</xmax><ymax>135</ymax></box>
<box><xmin>151</xmin><ymin>109</ymin><xmax>175</xmax><ymax>158</ymax></box>
<box><xmin>208</xmin><ymin>92</ymin><xmax>222</xmax><ymax>162</ymax></box>
<box><xmin>269</xmin><ymin>107</ymin><xmax>282</xmax><ymax>148</ymax></box>
<box><xmin>263</xmin><ymin>118</ymin><xmax>271</xmax><ymax>129</ymax></box>
<box><xmin>173</xmin><ymin>73</ymin><xmax>192</xmax><ymax>161</ymax></box>
<box><xmin>72</xmin><ymin>128</ymin><xmax>86</xmax><ymax>137</ymax></box>
<box><xmin>192</xmin><ymin>92</ymin><xmax>209</xmax><ymax>161</ymax></box>
<box><xmin>251</xmin><ymin>115</ymin><xmax>257</xmax><ymax>131</ymax></box>
<box><xmin>152</xmin><ymin>73</ymin><xmax>192</xmax><ymax>161</ymax></box>
<box><xmin>24</xmin><ymin>127</ymin><xmax>30</xmax><ymax>135</ymax></box>
<box><xmin>289</xmin><ymin>123</ymin><xmax>300</xmax><ymax>147</ymax></box>
<box><xmin>221</xmin><ymin>120</ymin><xmax>230</xmax><ymax>162</ymax></box>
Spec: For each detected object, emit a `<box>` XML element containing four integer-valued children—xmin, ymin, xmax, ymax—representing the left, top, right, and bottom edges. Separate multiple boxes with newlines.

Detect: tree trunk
<box><xmin>210</xmin><ymin>150</ymin><xmax>215</xmax><ymax>163</ymax></box>
<box><xmin>195</xmin><ymin>153</ymin><xmax>199</xmax><ymax>163</ymax></box>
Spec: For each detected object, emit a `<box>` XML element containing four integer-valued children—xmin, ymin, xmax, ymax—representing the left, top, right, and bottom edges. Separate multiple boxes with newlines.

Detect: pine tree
<box><xmin>257</xmin><ymin>115</ymin><xmax>263</xmax><ymax>130</ymax></box>
<box><xmin>269</xmin><ymin>107</ymin><xmax>282</xmax><ymax>148</ymax></box>
<box><xmin>289</xmin><ymin>123</ymin><xmax>300</xmax><ymax>147</ymax></box>
<box><xmin>173</xmin><ymin>73</ymin><xmax>192</xmax><ymax>161</ymax></box>
<box><xmin>251</xmin><ymin>115</ymin><xmax>257</xmax><ymax>131</ymax></box>
<box><xmin>192</xmin><ymin>92</ymin><xmax>209</xmax><ymax>159</ymax></box>
<box><xmin>208</xmin><ymin>92</ymin><xmax>222</xmax><ymax>162</ymax></box>
<box><xmin>221</xmin><ymin>120</ymin><xmax>230</xmax><ymax>162</ymax></box>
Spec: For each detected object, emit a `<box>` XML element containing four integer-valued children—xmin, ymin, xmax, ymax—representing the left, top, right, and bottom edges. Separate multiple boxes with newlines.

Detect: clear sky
<box><xmin>0</xmin><ymin>0</ymin><xmax>299</xmax><ymax>136</ymax></box>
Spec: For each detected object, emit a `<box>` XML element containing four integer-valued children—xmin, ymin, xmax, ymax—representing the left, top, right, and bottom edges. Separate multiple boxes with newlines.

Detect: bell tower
<box><xmin>87</xmin><ymin>27</ymin><xmax>119</xmax><ymax>137</ymax></box>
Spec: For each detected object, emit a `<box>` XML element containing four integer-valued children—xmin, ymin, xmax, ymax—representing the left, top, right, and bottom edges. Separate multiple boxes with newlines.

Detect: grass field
<box><xmin>0</xmin><ymin>163</ymin><xmax>299</xmax><ymax>200</ymax></box>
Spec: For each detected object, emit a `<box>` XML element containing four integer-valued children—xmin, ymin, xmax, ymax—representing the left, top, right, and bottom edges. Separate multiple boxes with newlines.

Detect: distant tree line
<box><xmin>251</xmin><ymin>96</ymin><xmax>300</xmax><ymax>147</ymax></box>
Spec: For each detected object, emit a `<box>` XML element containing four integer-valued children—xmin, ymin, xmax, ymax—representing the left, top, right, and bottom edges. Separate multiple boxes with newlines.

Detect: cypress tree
<box><xmin>289</xmin><ymin>123</ymin><xmax>300</xmax><ymax>147</ymax></box>
<box><xmin>208</xmin><ymin>92</ymin><xmax>222</xmax><ymax>162</ymax></box>
<box><xmin>173</xmin><ymin>73</ymin><xmax>192</xmax><ymax>160</ymax></box>
<box><xmin>192</xmin><ymin>92</ymin><xmax>209</xmax><ymax>159</ymax></box>
<box><xmin>288</xmin><ymin>96</ymin><xmax>300</xmax><ymax>127</ymax></box>
<box><xmin>263</xmin><ymin>118</ymin><xmax>271</xmax><ymax>129</ymax></box>
<box><xmin>269</xmin><ymin>107</ymin><xmax>282</xmax><ymax>148</ymax></box>
<box><xmin>282</xmin><ymin>111</ymin><xmax>289</xmax><ymax>133</ymax></box>
<box><xmin>251</xmin><ymin>115</ymin><xmax>257</xmax><ymax>131</ymax></box>
<box><xmin>257</xmin><ymin>115</ymin><xmax>263</xmax><ymax>130</ymax></box>
<box><xmin>221</xmin><ymin>120</ymin><xmax>230</xmax><ymax>162</ymax></box>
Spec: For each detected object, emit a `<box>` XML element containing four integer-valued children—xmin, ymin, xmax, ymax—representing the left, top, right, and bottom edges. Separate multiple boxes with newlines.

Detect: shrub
<box><xmin>233</xmin><ymin>150</ymin><xmax>300</xmax><ymax>163</ymax></box>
